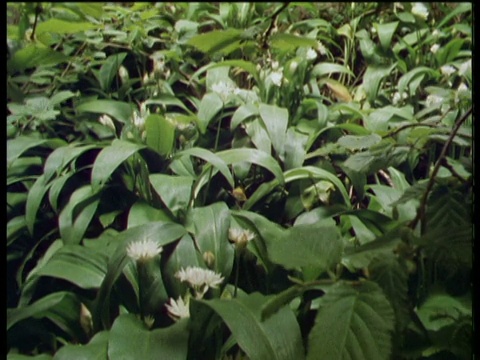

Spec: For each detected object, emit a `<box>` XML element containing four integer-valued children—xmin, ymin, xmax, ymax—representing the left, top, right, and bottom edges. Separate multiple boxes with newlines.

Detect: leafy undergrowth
<box><xmin>7</xmin><ymin>3</ymin><xmax>472</xmax><ymax>360</ymax></box>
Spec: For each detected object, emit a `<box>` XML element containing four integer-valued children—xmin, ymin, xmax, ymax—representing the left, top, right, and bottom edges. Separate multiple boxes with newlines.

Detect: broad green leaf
<box><xmin>269</xmin><ymin>33</ymin><xmax>318</xmax><ymax>51</ymax></box>
<box><xmin>217</xmin><ymin>148</ymin><xmax>285</xmax><ymax>185</ymax></box>
<box><xmin>7</xmin><ymin>45</ymin><xmax>69</xmax><ymax>72</ymax></box>
<box><xmin>48</xmin><ymin>172</ymin><xmax>78</xmax><ymax>212</ymax></box>
<box><xmin>194</xmin><ymin>60</ymin><xmax>260</xmax><ymax>85</ymax></box>
<box><xmin>7</xmin><ymin>137</ymin><xmax>66</xmax><ymax>167</ymax></box>
<box><xmin>307</xmin><ymin>281</ymin><xmax>395</xmax><ymax>360</ymax></box>
<box><xmin>284</xmin><ymin>128</ymin><xmax>308</xmax><ymax>170</ymax></box>
<box><xmin>230</xmin><ymin>103</ymin><xmax>259</xmax><ymax>130</ymax></box>
<box><xmin>43</xmin><ymin>144</ymin><xmax>100</xmax><ymax>182</ymax></box>
<box><xmin>7</xmin><ymin>291</ymin><xmax>83</xmax><ymax>340</ymax></box>
<box><xmin>200</xmin><ymin>292</ymin><xmax>305</xmax><ymax>360</ymax></box>
<box><xmin>25</xmin><ymin>175</ymin><xmax>51</xmax><ymax>235</ymax></box>
<box><xmin>312</xmin><ymin>63</ymin><xmax>355</xmax><ymax>78</ymax></box>
<box><xmin>320</xmin><ymin>78</ymin><xmax>353</xmax><ymax>102</ymax></box>
<box><xmin>127</xmin><ymin>201</ymin><xmax>173</xmax><ymax>227</ymax></box>
<box><xmin>266</xmin><ymin>222</ymin><xmax>342</xmax><ymax>278</ymax></box>
<box><xmin>145</xmin><ymin>114</ymin><xmax>175</xmax><ymax>156</ymax></box>
<box><xmin>436</xmin><ymin>3</ymin><xmax>472</xmax><ymax>28</ymax></box>
<box><xmin>416</xmin><ymin>291</ymin><xmax>471</xmax><ymax>332</ymax></box>
<box><xmin>150</xmin><ymin>174</ymin><xmax>194</xmax><ymax>216</ymax></box>
<box><xmin>369</xmin><ymin>255</ymin><xmax>411</xmax><ymax>333</ymax></box>
<box><xmin>29</xmin><ymin>245</ymin><xmax>108</xmax><ymax>289</ymax></box>
<box><xmin>362</xmin><ymin>64</ymin><xmax>397</xmax><ymax>104</ymax></box>
<box><xmin>187</xmin><ymin>28</ymin><xmax>244</xmax><ymax>54</ymax></box>
<box><xmin>337</xmin><ymin>134</ymin><xmax>382</xmax><ymax>151</ymax></box>
<box><xmin>58</xmin><ymin>185</ymin><xmax>100</xmax><ymax>244</ymax></box>
<box><xmin>436</xmin><ymin>38</ymin><xmax>465</xmax><ymax>65</ymax></box>
<box><xmin>49</xmin><ymin>90</ymin><xmax>77</xmax><ymax>106</ymax></box>
<box><xmin>91</xmin><ymin>139</ymin><xmax>146</xmax><ymax>190</ymax></box>
<box><xmin>94</xmin><ymin>221</ymin><xmax>186</xmax><ymax>330</ymax></box>
<box><xmin>245</xmin><ymin>118</ymin><xmax>272</xmax><ymax>154</ymax></box>
<box><xmin>397</xmin><ymin>67</ymin><xmax>436</xmax><ymax>96</ymax></box>
<box><xmin>176</xmin><ymin>147</ymin><xmax>234</xmax><ymax>188</ymax></box>
<box><xmin>145</xmin><ymin>95</ymin><xmax>192</xmax><ymax>113</ymax></box>
<box><xmin>374</xmin><ymin>22</ymin><xmax>399</xmax><ymax>50</ymax></box>
<box><xmin>188</xmin><ymin>202</ymin><xmax>234</xmax><ymax>278</ymax></box>
<box><xmin>108</xmin><ymin>315</ymin><xmax>189</xmax><ymax>360</ymax></box>
<box><xmin>95</xmin><ymin>52</ymin><xmax>127</xmax><ymax>91</ymax></box>
<box><xmin>259</xmin><ymin>104</ymin><xmax>288</xmax><ymax>157</ymax></box>
<box><xmin>196</xmin><ymin>93</ymin><xmax>224</xmax><ymax>134</ymax></box>
<box><xmin>36</xmin><ymin>19</ymin><xmax>98</xmax><ymax>35</ymax></box>
<box><xmin>53</xmin><ymin>331</ymin><xmax>109</xmax><ymax>360</ymax></box>
<box><xmin>76</xmin><ymin>100</ymin><xmax>134</xmax><ymax>123</ymax></box>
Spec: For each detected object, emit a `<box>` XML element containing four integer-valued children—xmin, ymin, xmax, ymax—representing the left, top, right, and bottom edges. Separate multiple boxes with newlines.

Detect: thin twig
<box><xmin>408</xmin><ymin>107</ymin><xmax>472</xmax><ymax>233</ymax></box>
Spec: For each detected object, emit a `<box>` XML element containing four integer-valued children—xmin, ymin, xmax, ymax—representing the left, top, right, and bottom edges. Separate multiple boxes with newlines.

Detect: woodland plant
<box><xmin>7</xmin><ymin>2</ymin><xmax>472</xmax><ymax>360</ymax></box>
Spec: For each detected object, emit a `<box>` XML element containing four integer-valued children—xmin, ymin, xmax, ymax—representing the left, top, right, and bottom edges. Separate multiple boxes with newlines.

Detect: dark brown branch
<box><xmin>408</xmin><ymin>106</ymin><xmax>472</xmax><ymax>233</ymax></box>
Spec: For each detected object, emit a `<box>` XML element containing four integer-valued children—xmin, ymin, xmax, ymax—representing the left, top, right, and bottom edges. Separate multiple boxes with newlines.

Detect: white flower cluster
<box><xmin>99</xmin><ymin>114</ymin><xmax>116</xmax><ymax>131</ymax></box>
<box><xmin>165</xmin><ymin>296</ymin><xmax>190</xmax><ymax>320</ymax></box>
<box><xmin>175</xmin><ymin>266</ymin><xmax>224</xmax><ymax>299</ymax></box>
<box><xmin>270</xmin><ymin>69</ymin><xmax>283</xmax><ymax>87</ymax></box>
<box><xmin>306</xmin><ymin>48</ymin><xmax>317</xmax><ymax>61</ymax></box>
<box><xmin>425</xmin><ymin>94</ymin><xmax>444</xmax><ymax>108</ymax></box>
<box><xmin>411</xmin><ymin>3</ymin><xmax>429</xmax><ymax>20</ymax></box>
<box><xmin>458</xmin><ymin>59</ymin><xmax>471</xmax><ymax>76</ymax></box>
<box><xmin>392</xmin><ymin>91</ymin><xmax>408</xmax><ymax>105</ymax></box>
<box><xmin>430</xmin><ymin>44</ymin><xmax>440</xmax><ymax>54</ymax></box>
<box><xmin>126</xmin><ymin>239</ymin><xmax>163</xmax><ymax>262</ymax></box>
<box><xmin>440</xmin><ymin>65</ymin><xmax>456</xmax><ymax>77</ymax></box>
<box><xmin>228</xmin><ymin>228</ymin><xmax>255</xmax><ymax>249</ymax></box>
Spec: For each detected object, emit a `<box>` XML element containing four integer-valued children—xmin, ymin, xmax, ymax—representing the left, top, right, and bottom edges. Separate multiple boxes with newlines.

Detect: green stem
<box><xmin>234</xmin><ymin>250</ymin><xmax>240</xmax><ymax>297</ymax></box>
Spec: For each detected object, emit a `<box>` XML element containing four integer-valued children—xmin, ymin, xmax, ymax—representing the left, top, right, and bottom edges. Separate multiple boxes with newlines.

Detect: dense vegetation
<box><xmin>7</xmin><ymin>2</ymin><xmax>472</xmax><ymax>359</ymax></box>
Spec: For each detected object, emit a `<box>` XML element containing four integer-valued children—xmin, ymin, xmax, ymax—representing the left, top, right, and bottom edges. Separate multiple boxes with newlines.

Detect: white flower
<box><xmin>316</xmin><ymin>41</ymin><xmax>327</xmax><ymax>55</ymax></box>
<box><xmin>306</xmin><ymin>48</ymin><xmax>317</xmax><ymax>60</ymax></box>
<box><xmin>458</xmin><ymin>59</ymin><xmax>471</xmax><ymax>76</ymax></box>
<box><xmin>175</xmin><ymin>266</ymin><xmax>224</xmax><ymax>298</ymax></box>
<box><xmin>212</xmin><ymin>81</ymin><xmax>237</xmax><ymax>102</ymax></box>
<box><xmin>430</xmin><ymin>44</ymin><xmax>440</xmax><ymax>54</ymax></box>
<box><xmin>270</xmin><ymin>70</ymin><xmax>283</xmax><ymax>87</ymax></box>
<box><xmin>392</xmin><ymin>91</ymin><xmax>408</xmax><ymax>105</ymax></box>
<box><xmin>432</xmin><ymin>29</ymin><xmax>440</xmax><ymax>38</ymax></box>
<box><xmin>440</xmin><ymin>65</ymin><xmax>456</xmax><ymax>77</ymax></box>
<box><xmin>118</xmin><ymin>66</ymin><xmax>129</xmax><ymax>82</ymax></box>
<box><xmin>99</xmin><ymin>115</ymin><xmax>115</xmax><ymax>131</ymax></box>
<box><xmin>271</xmin><ymin>60</ymin><xmax>280</xmax><ymax>70</ymax></box>
<box><xmin>132</xmin><ymin>111</ymin><xmax>146</xmax><ymax>130</ymax></box>
<box><xmin>228</xmin><ymin>228</ymin><xmax>255</xmax><ymax>249</ymax></box>
<box><xmin>126</xmin><ymin>239</ymin><xmax>163</xmax><ymax>262</ymax></box>
<box><xmin>165</xmin><ymin>296</ymin><xmax>190</xmax><ymax>320</ymax></box>
<box><xmin>457</xmin><ymin>82</ymin><xmax>469</xmax><ymax>93</ymax></box>
<box><xmin>425</xmin><ymin>94</ymin><xmax>443</xmax><ymax>108</ymax></box>
<box><xmin>411</xmin><ymin>3</ymin><xmax>428</xmax><ymax>20</ymax></box>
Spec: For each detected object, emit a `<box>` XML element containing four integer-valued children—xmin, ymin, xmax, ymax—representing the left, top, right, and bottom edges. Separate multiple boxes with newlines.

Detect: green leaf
<box><xmin>259</xmin><ymin>104</ymin><xmax>288</xmax><ymax>157</ymax></box>
<box><xmin>397</xmin><ymin>66</ymin><xmax>436</xmax><ymax>96</ymax></box>
<box><xmin>307</xmin><ymin>281</ymin><xmax>395</xmax><ymax>360</ymax></box>
<box><xmin>176</xmin><ymin>147</ymin><xmax>235</xmax><ymax>188</ymax></box>
<box><xmin>200</xmin><ymin>292</ymin><xmax>305</xmax><ymax>360</ymax></box>
<box><xmin>95</xmin><ymin>52</ymin><xmax>128</xmax><ymax>91</ymax></box>
<box><xmin>266</xmin><ymin>222</ymin><xmax>342</xmax><ymax>278</ymax></box>
<box><xmin>312</xmin><ymin>63</ymin><xmax>355</xmax><ymax>78</ymax></box>
<box><xmin>374</xmin><ymin>22</ymin><xmax>399</xmax><ymax>50</ymax></box>
<box><xmin>8</xmin><ymin>45</ymin><xmax>69</xmax><ymax>72</ymax></box>
<box><xmin>269</xmin><ymin>33</ymin><xmax>318</xmax><ymax>51</ymax></box>
<box><xmin>145</xmin><ymin>114</ymin><xmax>175</xmax><ymax>156</ymax></box>
<box><xmin>369</xmin><ymin>255</ymin><xmax>411</xmax><ymax>333</ymax></box>
<box><xmin>53</xmin><ymin>331</ymin><xmax>109</xmax><ymax>360</ymax></box>
<box><xmin>337</xmin><ymin>134</ymin><xmax>382</xmax><ymax>151</ymax></box>
<box><xmin>187</xmin><ymin>28</ymin><xmax>244</xmax><ymax>54</ymax></box>
<box><xmin>231</xmin><ymin>103</ymin><xmax>259</xmax><ymax>130</ymax></box>
<box><xmin>8</xmin><ymin>355</ymin><xmax>53</xmax><ymax>360</ymax></box>
<box><xmin>127</xmin><ymin>200</ymin><xmax>173</xmax><ymax>227</ymax></box>
<box><xmin>76</xmin><ymin>100</ymin><xmax>134</xmax><ymax>123</ymax></box>
<box><xmin>436</xmin><ymin>3</ymin><xmax>472</xmax><ymax>28</ymax></box>
<box><xmin>197</xmin><ymin>92</ymin><xmax>224</xmax><ymax>134</ymax></box>
<box><xmin>91</xmin><ymin>139</ymin><xmax>146</xmax><ymax>190</ymax></box>
<box><xmin>7</xmin><ymin>291</ymin><xmax>83</xmax><ymax>340</ymax></box>
<box><xmin>36</xmin><ymin>19</ymin><xmax>98</xmax><ymax>35</ymax></box>
<box><xmin>217</xmin><ymin>148</ymin><xmax>285</xmax><ymax>185</ymax></box>
<box><xmin>362</xmin><ymin>64</ymin><xmax>397</xmax><ymax>104</ymax></box>
<box><xmin>58</xmin><ymin>185</ymin><xmax>100</xmax><ymax>244</ymax></box>
<box><xmin>29</xmin><ymin>245</ymin><xmax>108</xmax><ymax>289</ymax></box>
<box><xmin>43</xmin><ymin>143</ymin><xmax>100</xmax><ymax>182</ymax></box>
<box><xmin>108</xmin><ymin>315</ymin><xmax>189</xmax><ymax>360</ymax></box>
<box><xmin>188</xmin><ymin>202</ymin><xmax>234</xmax><ymax>277</ymax></box>
<box><xmin>7</xmin><ymin>137</ymin><xmax>66</xmax><ymax>168</ymax></box>
<box><xmin>150</xmin><ymin>174</ymin><xmax>194</xmax><ymax>217</ymax></box>
<box><xmin>25</xmin><ymin>175</ymin><xmax>51</xmax><ymax>235</ymax></box>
